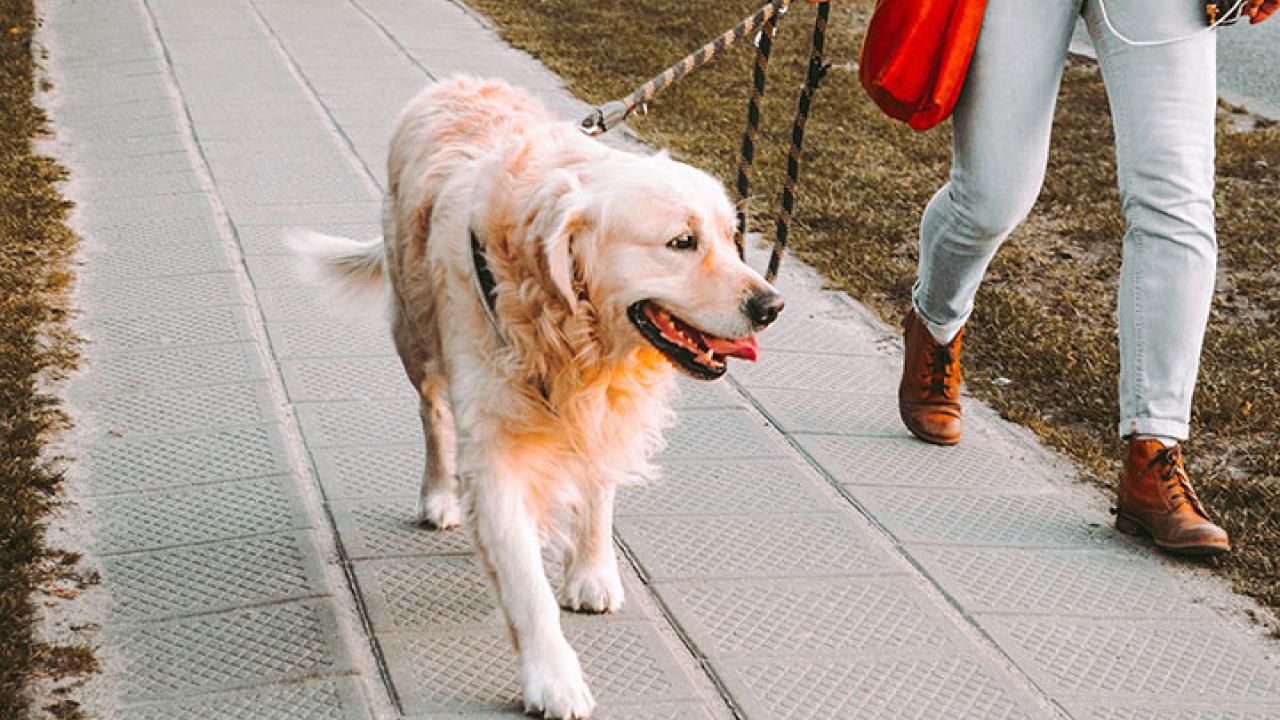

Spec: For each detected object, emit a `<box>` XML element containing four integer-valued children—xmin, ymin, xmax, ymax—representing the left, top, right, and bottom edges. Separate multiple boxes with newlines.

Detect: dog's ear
<box><xmin>535</xmin><ymin>170</ymin><xmax>586</xmax><ymax>312</ymax></box>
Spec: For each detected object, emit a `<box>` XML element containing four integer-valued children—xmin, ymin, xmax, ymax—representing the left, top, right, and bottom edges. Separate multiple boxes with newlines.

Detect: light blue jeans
<box><xmin>913</xmin><ymin>0</ymin><xmax>1218</xmax><ymax>440</ymax></box>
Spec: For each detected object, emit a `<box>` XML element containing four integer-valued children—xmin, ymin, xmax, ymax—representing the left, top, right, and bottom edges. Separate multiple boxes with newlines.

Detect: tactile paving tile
<box><xmin>77</xmin><ymin>148</ymin><xmax>192</xmax><ymax>179</ymax></box>
<box><xmin>356</xmin><ymin>556</ymin><xmax>499</xmax><ymax>632</ymax></box>
<box><xmin>80</xmin><ymin>382</ymin><xmax>275</xmax><ymax>437</ymax></box>
<box><xmin>911</xmin><ymin>546</ymin><xmax>1194</xmax><ymax>618</ymax></box>
<box><xmin>756</xmin><ymin>315</ymin><xmax>881</xmax><ymax>355</ymax></box>
<box><xmin>79</xmin><ymin>211</ymin><xmax>223</xmax><ymax>247</ymax></box>
<box><xmin>673</xmin><ymin>377</ymin><xmax>741</xmax><ymax>409</ymax></box>
<box><xmin>82</xmin><ymin>193</ymin><xmax>220</xmax><ymax>232</ymax></box>
<box><xmin>219</xmin><ymin>174</ymin><xmax>371</xmax><ymax>212</ymax></box>
<box><xmin>280</xmin><ymin>356</ymin><xmax>408</xmax><ymax>402</ymax></box>
<box><xmin>747</xmin><ymin>388</ymin><xmax>902</xmax><ymax>436</ymax></box>
<box><xmin>257</xmin><ymin>286</ymin><xmax>383</xmax><ymax>322</ymax></box>
<box><xmin>851</xmin><ymin>487</ymin><xmax>1105</xmax><ymax>547</ymax></box>
<box><xmin>187</xmin><ymin>111</ymin><xmax>336</xmax><ymax>142</ymax></box>
<box><xmin>88</xmin><ymin>476</ymin><xmax>308</xmax><ymax>554</ymax></box>
<box><xmin>74</xmin><ymin>343</ymin><xmax>264</xmax><ymax>396</ymax></box>
<box><xmin>329</xmin><ymin>498</ymin><xmax>473</xmax><ymax>558</ymax></box>
<box><xmin>616</xmin><ymin>458</ymin><xmax>836</xmax><ymax>516</ymax></box>
<box><xmin>617</xmin><ymin>513</ymin><xmax>895</xmax><ymax>580</ymax></box>
<box><xmin>312</xmin><ymin>443</ymin><xmax>424</xmax><ymax>499</ymax></box>
<box><xmin>294</xmin><ymin>397</ymin><xmax>420</xmax><ymax>447</ymax></box>
<box><xmin>80</xmin><ymin>306</ymin><xmax>253</xmax><ymax>353</ymax></box>
<box><xmin>984</xmin><ymin>617</ymin><xmax>1280</xmax><ymax>701</ymax></box>
<box><xmin>110</xmin><ymin>600</ymin><xmax>349</xmax><ymax>703</ymax></box>
<box><xmin>590</xmin><ymin>703</ymin><xmax>720</xmax><ymax>720</ymax></box>
<box><xmin>65</xmin><ymin>108</ymin><xmax>179</xmax><ymax>145</ymax></box>
<box><xmin>1063</xmin><ymin>703</ymin><xmax>1280</xmax><ymax>720</ymax></box>
<box><xmin>81</xmin><ymin>424</ymin><xmax>289</xmax><ymax>495</ymax></box>
<box><xmin>357</xmin><ymin>551</ymin><xmax>637</xmax><ymax>633</ymax></box>
<box><xmin>117</xmin><ymin>677</ymin><xmax>368</xmax><ymax>720</ymax></box>
<box><xmin>796</xmin><ymin>435</ymin><xmax>1044</xmax><ymax>489</ymax></box>
<box><xmin>88</xmin><ymin>240</ymin><xmax>231</xmax><ymax>278</ymax></box>
<box><xmin>100</xmin><ymin>531</ymin><xmax>322</xmax><ymax>621</ymax></box>
<box><xmin>717</xmin><ymin>651</ymin><xmax>1041</xmax><ymax>720</ymax></box>
<box><xmin>406</xmin><ymin>703</ymin><xmax>720</xmax><ymax>720</ymax></box>
<box><xmin>79</xmin><ymin>170</ymin><xmax>204</xmax><ymax>201</ymax></box>
<box><xmin>235</xmin><ymin>222</ymin><xmax>380</xmax><ymax>256</ymax></box>
<box><xmin>729</xmin><ymin>350</ymin><xmax>897</xmax><ymax>392</ymax></box>
<box><xmin>72</xmin><ymin>132</ymin><xmax>188</xmax><ymax>165</ymax></box>
<box><xmin>660</xmin><ymin>408</ymin><xmax>789</xmax><ymax>460</ymax></box>
<box><xmin>383</xmin><ymin>621</ymin><xmax>699</xmax><ymax>715</ymax></box>
<box><xmin>57</xmin><ymin>98</ymin><xmax>173</xmax><ymax>133</ymax></box>
<box><xmin>81</xmin><ymin>272</ymin><xmax>243</xmax><ymax>315</ymax></box>
<box><xmin>654</xmin><ymin>575</ymin><xmax>957</xmax><ymax>658</ymax></box>
<box><xmin>225</xmin><ymin>201</ymin><xmax>381</xmax><ymax>227</ymax></box>
<box><xmin>267</xmin><ymin>320</ymin><xmax>393</xmax><ymax>358</ymax></box>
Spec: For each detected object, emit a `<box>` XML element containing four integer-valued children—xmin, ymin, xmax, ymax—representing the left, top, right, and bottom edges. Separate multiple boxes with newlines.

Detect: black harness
<box><xmin>469</xmin><ymin>230</ymin><xmax>503</xmax><ymax>338</ymax></box>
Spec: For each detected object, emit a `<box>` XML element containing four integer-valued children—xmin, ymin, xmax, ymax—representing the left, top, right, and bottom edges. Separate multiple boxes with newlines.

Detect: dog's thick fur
<box><xmin>291</xmin><ymin>77</ymin><xmax>778</xmax><ymax>718</ymax></box>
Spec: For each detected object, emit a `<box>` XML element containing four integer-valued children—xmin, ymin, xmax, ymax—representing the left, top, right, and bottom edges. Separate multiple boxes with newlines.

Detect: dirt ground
<box><xmin>1</xmin><ymin>1</ymin><xmax>95</xmax><ymax>717</ymax></box>
<box><xmin>464</xmin><ymin>0</ymin><xmax>1280</xmax><ymax>618</ymax></box>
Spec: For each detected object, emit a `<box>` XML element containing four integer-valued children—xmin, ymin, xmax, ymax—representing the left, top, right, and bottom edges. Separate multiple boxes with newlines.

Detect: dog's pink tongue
<box><xmin>705</xmin><ymin>335</ymin><xmax>760</xmax><ymax>362</ymax></box>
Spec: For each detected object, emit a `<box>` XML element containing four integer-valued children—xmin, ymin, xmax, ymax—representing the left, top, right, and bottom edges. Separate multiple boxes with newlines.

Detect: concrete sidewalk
<box><xmin>37</xmin><ymin>0</ymin><xmax>1280</xmax><ymax>718</ymax></box>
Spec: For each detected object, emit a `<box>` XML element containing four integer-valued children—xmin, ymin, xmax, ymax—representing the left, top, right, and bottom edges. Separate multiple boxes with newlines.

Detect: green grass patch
<box><xmin>1</xmin><ymin>0</ymin><xmax>94</xmax><ymax>716</ymax></box>
<box><xmin>465</xmin><ymin>0</ymin><xmax>1280</xmax><ymax>616</ymax></box>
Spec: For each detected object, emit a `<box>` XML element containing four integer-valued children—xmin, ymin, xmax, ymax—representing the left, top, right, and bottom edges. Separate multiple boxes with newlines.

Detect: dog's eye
<box><xmin>666</xmin><ymin>234</ymin><xmax>697</xmax><ymax>252</ymax></box>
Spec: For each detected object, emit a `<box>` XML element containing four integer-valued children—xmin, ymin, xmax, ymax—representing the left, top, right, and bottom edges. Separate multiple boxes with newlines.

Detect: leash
<box><xmin>767</xmin><ymin>0</ymin><xmax>829</xmax><ymax>282</ymax></box>
<box><xmin>579</xmin><ymin>0</ymin><xmax>832</xmax><ymax>284</ymax></box>
<box><xmin>579</xmin><ymin>0</ymin><xmax>792</xmax><ymax>137</ymax></box>
<box><xmin>733</xmin><ymin>1</ymin><xmax>785</xmax><ymax>260</ymax></box>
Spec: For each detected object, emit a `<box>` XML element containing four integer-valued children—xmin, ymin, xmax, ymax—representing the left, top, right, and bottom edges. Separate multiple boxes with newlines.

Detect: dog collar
<box><xmin>470</xmin><ymin>230</ymin><xmax>504</xmax><ymax>340</ymax></box>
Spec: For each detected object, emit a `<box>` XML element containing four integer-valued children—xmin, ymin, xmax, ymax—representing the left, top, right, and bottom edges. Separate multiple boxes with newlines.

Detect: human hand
<box><xmin>1245</xmin><ymin>0</ymin><xmax>1279</xmax><ymax>23</ymax></box>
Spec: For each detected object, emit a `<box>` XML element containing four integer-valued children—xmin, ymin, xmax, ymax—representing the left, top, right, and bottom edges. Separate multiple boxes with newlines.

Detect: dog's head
<box><xmin>531</xmin><ymin>150</ymin><xmax>783</xmax><ymax>381</ymax></box>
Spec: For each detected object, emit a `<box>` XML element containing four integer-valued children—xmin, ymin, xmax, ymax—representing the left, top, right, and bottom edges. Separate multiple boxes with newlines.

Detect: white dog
<box><xmin>291</xmin><ymin>76</ymin><xmax>783</xmax><ymax>718</ymax></box>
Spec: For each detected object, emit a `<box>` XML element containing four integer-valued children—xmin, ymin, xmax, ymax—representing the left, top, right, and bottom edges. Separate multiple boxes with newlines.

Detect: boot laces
<box><xmin>1147</xmin><ymin>445</ymin><xmax>1208</xmax><ymax>518</ymax></box>
<box><xmin>920</xmin><ymin>342</ymin><xmax>959</xmax><ymax>399</ymax></box>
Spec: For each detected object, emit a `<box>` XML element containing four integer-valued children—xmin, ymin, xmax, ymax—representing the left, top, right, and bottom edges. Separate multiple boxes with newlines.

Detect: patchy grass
<box><xmin>1</xmin><ymin>0</ymin><xmax>94</xmax><ymax>716</ymax></box>
<box><xmin>465</xmin><ymin>0</ymin><xmax>1280</xmax><ymax>614</ymax></box>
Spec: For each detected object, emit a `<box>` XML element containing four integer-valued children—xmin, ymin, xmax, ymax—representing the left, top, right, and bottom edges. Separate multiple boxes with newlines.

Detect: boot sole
<box><xmin>1115</xmin><ymin>513</ymin><xmax>1231</xmax><ymax>557</ymax></box>
<box><xmin>898</xmin><ymin>404</ymin><xmax>961</xmax><ymax>446</ymax></box>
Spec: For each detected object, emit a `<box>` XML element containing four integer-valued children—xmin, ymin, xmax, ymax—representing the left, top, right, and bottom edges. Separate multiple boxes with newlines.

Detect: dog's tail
<box><xmin>286</xmin><ymin>229</ymin><xmax>388</xmax><ymax>309</ymax></box>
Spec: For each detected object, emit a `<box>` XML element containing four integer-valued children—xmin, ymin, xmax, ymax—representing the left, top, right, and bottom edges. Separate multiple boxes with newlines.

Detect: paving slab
<box><xmin>38</xmin><ymin>0</ymin><xmax>1280</xmax><ymax>717</ymax></box>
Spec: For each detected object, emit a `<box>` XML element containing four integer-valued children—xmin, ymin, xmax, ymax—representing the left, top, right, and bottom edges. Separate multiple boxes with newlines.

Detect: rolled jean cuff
<box><xmin>1119</xmin><ymin>416</ymin><xmax>1190</xmax><ymax>441</ymax></box>
<box><xmin>911</xmin><ymin>291</ymin><xmax>968</xmax><ymax>345</ymax></box>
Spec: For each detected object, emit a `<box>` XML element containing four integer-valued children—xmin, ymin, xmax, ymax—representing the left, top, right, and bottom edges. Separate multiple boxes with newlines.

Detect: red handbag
<box><xmin>858</xmin><ymin>0</ymin><xmax>989</xmax><ymax>130</ymax></box>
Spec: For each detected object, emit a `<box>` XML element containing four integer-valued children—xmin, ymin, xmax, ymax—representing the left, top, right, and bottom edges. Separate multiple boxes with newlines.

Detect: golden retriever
<box><xmin>290</xmin><ymin>76</ymin><xmax>783</xmax><ymax>718</ymax></box>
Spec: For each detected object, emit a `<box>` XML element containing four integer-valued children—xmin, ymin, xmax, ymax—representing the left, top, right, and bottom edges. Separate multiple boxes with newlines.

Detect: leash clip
<box><xmin>580</xmin><ymin>100</ymin><xmax>631</xmax><ymax>136</ymax></box>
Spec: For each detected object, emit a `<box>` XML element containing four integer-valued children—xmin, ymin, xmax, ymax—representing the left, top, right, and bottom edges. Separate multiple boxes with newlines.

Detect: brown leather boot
<box><xmin>898</xmin><ymin>309</ymin><xmax>963</xmax><ymax>446</ymax></box>
<box><xmin>1115</xmin><ymin>439</ymin><xmax>1230</xmax><ymax>556</ymax></box>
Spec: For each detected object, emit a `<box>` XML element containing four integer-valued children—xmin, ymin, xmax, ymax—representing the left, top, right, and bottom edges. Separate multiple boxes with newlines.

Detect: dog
<box><xmin>291</xmin><ymin>76</ymin><xmax>783</xmax><ymax>718</ymax></box>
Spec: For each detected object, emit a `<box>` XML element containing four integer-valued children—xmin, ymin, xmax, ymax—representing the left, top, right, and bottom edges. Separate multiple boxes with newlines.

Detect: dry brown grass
<box><xmin>1</xmin><ymin>1</ymin><xmax>95</xmax><ymax>716</ymax></box>
<box><xmin>465</xmin><ymin>0</ymin><xmax>1280</xmax><ymax>616</ymax></box>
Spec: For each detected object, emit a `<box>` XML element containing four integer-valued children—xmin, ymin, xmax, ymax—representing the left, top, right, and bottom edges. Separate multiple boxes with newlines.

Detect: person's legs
<box><xmin>902</xmin><ymin>0</ymin><xmax>1081</xmax><ymax>445</ymax></box>
<box><xmin>913</xmin><ymin>0</ymin><xmax>1083</xmax><ymax>342</ymax></box>
<box><xmin>1083</xmin><ymin>0</ymin><xmax>1228</xmax><ymax>555</ymax></box>
<box><xmin>1083</xmin><ymin>0</ymin><xmax>1218</xmax><ymax>441</ymax></box>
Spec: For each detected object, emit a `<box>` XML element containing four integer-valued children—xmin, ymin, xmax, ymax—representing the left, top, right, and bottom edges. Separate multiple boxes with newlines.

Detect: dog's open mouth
<box><xmin>628</xmin><ymin>301</ymin><xmax>759</xmax><ymax>380</ymax></box>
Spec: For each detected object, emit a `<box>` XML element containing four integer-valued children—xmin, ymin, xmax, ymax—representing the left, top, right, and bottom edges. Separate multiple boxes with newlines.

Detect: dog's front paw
<box><xmin>520</xmin><ymin>641</ymin><xmax>595</xmax><ymax>719</ymax></box>
<box><xmin>559</xmin><ymin>563</ymin><xmax>624</xmax><ymax>614</ymax></box>
<box><xmin>416</xmin><ymin>490</ymin><xmax>461</xmax><ymax>530</ymax></box>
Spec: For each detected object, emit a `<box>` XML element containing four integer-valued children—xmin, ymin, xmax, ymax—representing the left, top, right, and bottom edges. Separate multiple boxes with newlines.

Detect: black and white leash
<box><xmin>580</xmin><ymin>0</ymin><xmax>833</xmax><ymax>284</ymax></box>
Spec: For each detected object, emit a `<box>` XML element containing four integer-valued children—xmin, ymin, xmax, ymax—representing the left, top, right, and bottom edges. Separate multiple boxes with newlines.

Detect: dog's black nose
<box><xmin>745</xmin><ymin>289</ymin><xmax>785</xmax><ymax>329</ymax></box>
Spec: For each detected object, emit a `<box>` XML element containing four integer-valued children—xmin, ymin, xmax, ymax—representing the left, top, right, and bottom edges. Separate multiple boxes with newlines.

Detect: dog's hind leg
<box><xmin>391</xmin><ymin>308</ymin><xmax>460</xmax><ymax>529</ymax></box>
<box><xmin>414</xmin><ymin>374</ymin><xmax>460</xmax><ymax>529</ymax></box>
<box><xmin>558</xmin><ymin>484</ymin><xmax>624</xmax><ymax>614</ymax></box>
<box><xmin>467</xmin><ymin>453</ymin><xmax>596</xmax><ymax>719</ymax></box>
